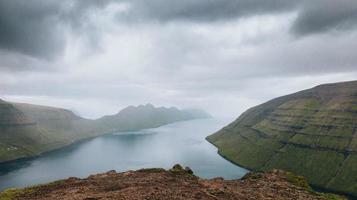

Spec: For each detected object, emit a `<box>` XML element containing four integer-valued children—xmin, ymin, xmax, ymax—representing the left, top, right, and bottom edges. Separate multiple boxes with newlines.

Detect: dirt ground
<box><xmin>4</xmin><ymin>165</ymin><xmax>340</xmax><ymax>200</ymax></box>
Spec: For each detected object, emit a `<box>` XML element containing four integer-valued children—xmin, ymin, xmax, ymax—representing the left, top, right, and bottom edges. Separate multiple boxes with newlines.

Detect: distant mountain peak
<box><xmin>98</xmin><ymin>104</ymin><xmax>209</xmax><ymax>132</ymax></box>
<box><xmin>144</xmin><ymin>103</ymin><xmax>155</xmax><ymax>108</ymax></box>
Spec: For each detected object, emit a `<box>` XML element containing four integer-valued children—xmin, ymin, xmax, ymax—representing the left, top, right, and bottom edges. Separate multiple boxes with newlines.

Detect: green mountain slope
<box><xmin>14</xmin><ymin>103</ymin><xmax>107</xmax><ymax>140</ymax></box>
<box><xmin>207</xmin><ymin>81</ymin><xmax>357</xmax><ymax>197</ymax></box>
<box><xmin>0</xmin><ymin>101</ymin><xmax>63</xmax><ymax>162</ymax></box>
<box><xmin>0</xmin><ymin>101</ymin><xmax>107</xmax><ymax>163</ymax></box>
<box><xmin>0</xmin><ymin>101</ymin><xmax>208</xmax><ymax>163</ymax></box>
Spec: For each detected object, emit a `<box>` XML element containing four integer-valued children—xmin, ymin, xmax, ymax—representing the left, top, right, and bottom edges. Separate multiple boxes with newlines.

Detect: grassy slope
<box><xmin>207</xmin><ymin>81</ymin><xmax>357</xmax><ymax>197</ymax></box>
<box><xmin>14</xmin><ymin>103</ymin><xmax>108</xmax><ymax>140</ymax></box>
<box><xmin>0</xmin><ymin>100</ymin><xmax>55</xmax><ymax>162</ymax></box>
<box><xmin>0</xmin><ymin>102</ymin><xmax>108</xmax><ymax>163</ymax></box>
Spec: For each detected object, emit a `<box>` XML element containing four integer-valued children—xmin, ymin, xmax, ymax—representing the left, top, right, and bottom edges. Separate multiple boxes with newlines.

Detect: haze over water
<box><xmin>0</xmin><ymin>118</ymin><xmax>247</xmax><ymax>190</ymax></box>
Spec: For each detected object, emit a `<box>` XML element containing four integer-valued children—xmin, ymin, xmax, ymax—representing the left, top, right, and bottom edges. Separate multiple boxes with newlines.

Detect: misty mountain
<box><xmin>97</xmin><ymin>104</ymin><xmax>210</xmax><ymax>132</ymax></box>
<box><xmin>0</xmin><ymin>101</ymin><xmax>209</xmax><ymax>163</ymax></box>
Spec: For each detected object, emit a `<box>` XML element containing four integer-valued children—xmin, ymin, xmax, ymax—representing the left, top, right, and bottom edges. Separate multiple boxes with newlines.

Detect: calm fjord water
<box><xmin>0</xmin><ymin>118</ymin><xmax>247</xmax><ymax>190</ymax></box>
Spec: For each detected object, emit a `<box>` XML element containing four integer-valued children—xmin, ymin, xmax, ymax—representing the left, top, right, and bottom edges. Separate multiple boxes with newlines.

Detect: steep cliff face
<box><xmin>0</xmin><ymin>101</ymin><xmax>109</xmax><ymax>163</ymax></box>
<box><xmin>0</xmin><ymin>100</ymin><xmax>33</xmax><ymax>126</ymax></box>
<box><xmin>0</xmin><ymin>165</ymin><xmax>345</xmax><ymax>200</ymax></box>
<box><xmin>207</xmin><ymin>81</ymin><xmax>357</xmax><ymax>197</ymax></box>
<box><xmin>0</xmin><ymin>101</ymin><xmax>60</xmax><ymax>162</ymax></box>
<box><xmin>14</xmin><ymin>103</ymin><xmax>105</xmax><ymax>140</ymax></box>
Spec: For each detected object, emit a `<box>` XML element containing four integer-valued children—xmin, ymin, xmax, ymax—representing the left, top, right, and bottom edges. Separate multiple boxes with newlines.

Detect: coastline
<box><xmin>205</xmin><ymin>137</ymin><xmax>357</xmax><ymax>200</ymax></box>
<box><xmin>0</xmin><ymin>117</ymin><xmax>207</xmax><ymax>165</ymax></box>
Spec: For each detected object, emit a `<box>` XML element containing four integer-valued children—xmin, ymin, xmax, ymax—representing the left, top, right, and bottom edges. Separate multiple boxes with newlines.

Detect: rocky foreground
<box><xmin>0</xmin><ymin>165</ymin><xmax>345</xmax><ymax>200</ymax></box>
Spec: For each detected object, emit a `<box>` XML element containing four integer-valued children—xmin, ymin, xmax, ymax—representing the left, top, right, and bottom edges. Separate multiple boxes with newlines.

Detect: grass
<box><xmin>0</xmin><ymin>189</ymin><xmax>21</xmax><ymax>200</ymax></box>
<box><xmin>0</xmin><ymin>180</ymin><xmax>66</xmax><ymax>200</ymax></box>
<box><xmin>0</xmin><ymin>188</ymin><xmax>34</xmax><ymax>200</ymax></box>
<box><xmin>318</xmin><ymin>193</ymin><xmax>348</xmax><ymax>200</ymax></box>
<box><xmin>285</xmin><ymin>171</ymin><xmax>311</xmax><ymax>190</ymax></box>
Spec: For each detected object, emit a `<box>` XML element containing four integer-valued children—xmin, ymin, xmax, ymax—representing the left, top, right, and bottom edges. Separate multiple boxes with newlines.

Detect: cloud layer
<box><xmin>1</xmin><ymin>0</ymin><xmax>357</xmax><ymax>118</ymax></box>
<box><xmin>1</xmin><ymin>0</ymin><xmax>357</xmax><ymax>60</ymax></box>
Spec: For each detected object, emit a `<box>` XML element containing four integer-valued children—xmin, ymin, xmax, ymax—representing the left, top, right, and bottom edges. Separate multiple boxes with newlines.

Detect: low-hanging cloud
<box><xmin>291</xmin><ymin>0</ymin><xmax>357</xmax><ymax>36</ymax></box>
<box><xmin>0</xmin><ymin>0</ymin><xmax>112</xmax><ymax>61</ymax></box>
<box><xmin>120</xmin><ymin>0</ymin><xmax>357</xmax><ymax>36</ymax></box>
<box><xmin>0</xmin><ymin>1</ymin><xmax>65</xmax><ymax>59</ymax></box>
<box><xmin>122</xmin><ymin>0</ymin><xmax>298</xmax><ymax>22</ymax></box>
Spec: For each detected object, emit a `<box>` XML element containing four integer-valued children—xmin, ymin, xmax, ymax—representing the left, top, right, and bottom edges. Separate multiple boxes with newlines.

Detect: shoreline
<box><xmin>205</xmin><ymin>137</ymin><xmax>357</xmax><ymax>200</ymax></box>
<box><xmin>0</xmin><ymin>118</ymin><xmax>208</xmax><ymax>165</ymax></box>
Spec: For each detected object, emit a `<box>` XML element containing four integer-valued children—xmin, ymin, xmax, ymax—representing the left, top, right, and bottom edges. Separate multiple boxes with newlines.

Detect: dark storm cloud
<box><xmin>0</xmin><ymin>1</ymin><xmax>65</xmax><ymax>59</ymax></box>
<box><xmin>121</xmin><ymin>0</ymin><xmax>357</xmax><ymax>36</ymax></box>
<box><xmin>0</xmin><ymin>0</ymin><xmax>112</xmax><ymax>60</ymax></box>
<box><xmin>126</xmin><ymin>0</ymin><xmax>298</xmax><ymax>22</ymax></box>
<box><xmin>291</xmin><ymin>0</ymin><xmax>357</xmax><ymax>36</ymax></box>
<box><xmin>1</xmin><ymin>0</ymin><xmax>356</xmax><ymax>62</ymax></box>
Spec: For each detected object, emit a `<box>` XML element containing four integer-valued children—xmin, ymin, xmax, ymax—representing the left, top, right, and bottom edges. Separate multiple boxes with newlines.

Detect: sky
<box><xmin>1</xmin><ymin>0</ymin><xmax>357</xmax><ymax>119</ymax></box>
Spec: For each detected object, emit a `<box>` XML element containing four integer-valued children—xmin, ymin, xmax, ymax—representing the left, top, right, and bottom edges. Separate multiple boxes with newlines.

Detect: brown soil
<box><xmin>5</xmin><ymin>165</ymin><xmax>340</xmax><ymax>200</ymax></box>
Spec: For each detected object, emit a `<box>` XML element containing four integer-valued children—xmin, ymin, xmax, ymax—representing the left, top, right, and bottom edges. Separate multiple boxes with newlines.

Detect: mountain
<box><xmin>207</xmin><ymin>80</ymin><xmax>357</xmax><ymax>197</ymax></box>
<box><xmin>97</xmin><ymin>103</ymin><xmax>210</xmax><ymax>132</ymax></box>
<box><xmin>182</xmin><ymin>108</ymin><xmax>212</xmax><ymax>119</ymax></box>
<box><xmin>0</xmin><ymin>100</ymin><xmax>56</xmax><ymax>163</ymax></box>
<box><xmin>13</xmin><ymin>103</ymin><xmax>107</xmax><ymax>140</ymax></box>
<box><xmin>0</xmin><ymin>102</ymin><xmax>105</xmax><ymax>163</ymax></box>
<box><xmin>0</xmin><ymin>101</ymin><xmax>208</xmax><ymax>163</ymax></box>
<box><xmin>0</xmin><ymin>165</ymin><xmax>345</xmax><ymax>200</ymax></box>
<box><xmin>0</xmin><ymin>100</ymin><xmax>32</xmax><ymax>126</ymax></box>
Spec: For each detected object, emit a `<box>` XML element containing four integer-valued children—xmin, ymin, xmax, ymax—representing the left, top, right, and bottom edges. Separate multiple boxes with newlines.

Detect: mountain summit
<box><xmin>207</xmin><ymin>80</ymin><xmax>357</xmax><ymax>197</ymax></box>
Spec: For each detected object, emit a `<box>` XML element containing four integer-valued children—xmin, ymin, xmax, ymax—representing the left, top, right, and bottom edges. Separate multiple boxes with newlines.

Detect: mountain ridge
<box><xmin>97</xmin><ymin>103</ymin><xmax>211</xmax><ymax>132</ymax></box>
<box><xmin>207</xmin><ymin>80</ymin><xmax>357</xmax><ymax>197</ymax></box>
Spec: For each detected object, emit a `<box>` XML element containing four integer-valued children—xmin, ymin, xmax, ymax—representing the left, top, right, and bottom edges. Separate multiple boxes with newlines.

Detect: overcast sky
<box><xmin>1</xmin><ymin>0</ymin><xmax>357</xmax><ymax>119</ymax></box>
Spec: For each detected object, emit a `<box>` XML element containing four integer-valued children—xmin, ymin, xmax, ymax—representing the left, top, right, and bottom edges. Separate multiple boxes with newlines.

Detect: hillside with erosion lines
<box><xmin>207</xmin><ymin>80</ymin><xmax>357</xmax><ymax>197</ymax></box>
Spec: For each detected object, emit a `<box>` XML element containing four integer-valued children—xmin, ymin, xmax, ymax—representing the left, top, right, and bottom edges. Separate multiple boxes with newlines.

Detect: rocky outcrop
<box><xmin>0</xmin><ymin>165</ymin><xmax>345</xmax><ymax>200</ymax></box>
<box><xmin>207</xmin><ymin>80</ymin><xmax>357</xmax><ymax>197</ymax></box>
